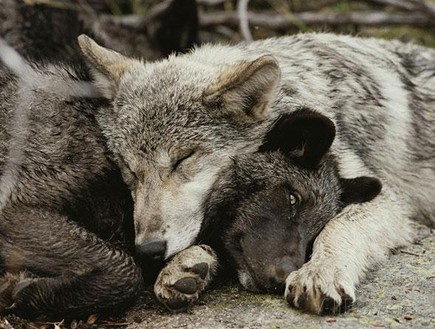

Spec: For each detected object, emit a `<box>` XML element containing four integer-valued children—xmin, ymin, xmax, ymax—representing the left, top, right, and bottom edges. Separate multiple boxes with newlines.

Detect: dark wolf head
<box><xmin>200</xmin><ymin>110</ymin><xmax>382</xmax><ymax>293</ymax></box>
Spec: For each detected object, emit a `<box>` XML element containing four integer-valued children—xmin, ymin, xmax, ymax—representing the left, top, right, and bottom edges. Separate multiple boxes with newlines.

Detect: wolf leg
<box><xmin>0</xmin><ymin>205</ymin><xmax>143</xmax><ymax>321</ymax></box>
<box><xmin>284</xmin><ymin>190</ymin><xmax>412</xmax><ymax>314</ymax></box>
<box><xmin>154</xmin><ymin>245</ymin><xmax>218</xmax><ymax>310</ymax></box>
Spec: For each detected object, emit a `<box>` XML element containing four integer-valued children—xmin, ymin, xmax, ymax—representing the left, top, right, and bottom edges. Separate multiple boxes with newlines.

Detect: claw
<box><xmin>5</xmin><ymin>302</ymin><xmax>17</xmax><ymax>312</ymax></box>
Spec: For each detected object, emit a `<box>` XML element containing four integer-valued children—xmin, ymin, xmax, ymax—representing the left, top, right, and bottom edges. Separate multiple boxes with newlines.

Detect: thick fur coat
<box><xmin>0</xmin><ymin>32</ymin><xmax>433</xmax><ymax>317</ymax></box>
<box><xmin>73</xmin><ymin>33</ymin><xmax>434</xmax><ymax>314</ymax></box>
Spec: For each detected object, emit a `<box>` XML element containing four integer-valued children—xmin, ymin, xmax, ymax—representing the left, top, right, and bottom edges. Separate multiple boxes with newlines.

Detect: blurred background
<box><xmin>1</xmin><ymin>0</ymin><xmax>434</xmax><ymax>66</ymax></box>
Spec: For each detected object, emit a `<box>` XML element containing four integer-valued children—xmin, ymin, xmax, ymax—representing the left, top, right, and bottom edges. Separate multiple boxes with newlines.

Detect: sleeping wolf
<box><xmin>0</xmin><ymin>40</ymin><xmax>218</xmax><ymax>320</ymax></box>
<box><xmin>75</xmin><ymin>33</ymin><xmax>434</xmax><ymax>314</ymax></box>
<box><xmin>0</xmin><ymin>0</ymin><xmax>199</xmax><ymax>319</ymax></box>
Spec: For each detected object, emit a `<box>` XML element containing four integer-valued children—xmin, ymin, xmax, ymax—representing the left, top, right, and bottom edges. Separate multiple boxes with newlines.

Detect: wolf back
<box><xmin>0</xmin><ymin>55</ymin><xmax>142</xmax><ymax>319</ymax></box>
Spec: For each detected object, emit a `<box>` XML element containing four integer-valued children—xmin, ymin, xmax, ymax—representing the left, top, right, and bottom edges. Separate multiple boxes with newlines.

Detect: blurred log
<box><xmin>199</xmin><ymin>10</ymin><xmax>435</xmax><ymax>29</ymax></box>
<box><xmin>366</xmin><ymin>0</ymin><xmax>435</xmax><ymax>17</ymax></box>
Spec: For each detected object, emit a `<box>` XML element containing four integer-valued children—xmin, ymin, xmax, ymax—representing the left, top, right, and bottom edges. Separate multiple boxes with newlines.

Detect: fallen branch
<box><xmin>199</xmin><ymin>10</ymin><xmax>435</xmax><ymax>29</ymax></box>
<box><xmin>238</xmin><ymin>0</ymin><xmax>253</xmax><ymax>41</ymax></box>
<box><xmin>197</xmin><ymin>0</ymin><xmax>225</xmax><ymax>5</ymax></box>
<box><xmin>365</xmin><ymin>0</ymin><xmax>435</xmax><ymax>17</ymax></box>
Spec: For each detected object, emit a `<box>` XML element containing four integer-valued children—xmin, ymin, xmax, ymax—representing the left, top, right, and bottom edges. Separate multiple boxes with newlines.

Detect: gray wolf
<box><xmin>199</xmin><ymin>110</ymin><xmax>381</xmax><ymax>302</ymax></box>
<box><xmin>0</xmin><ymin>0</ymin><xmax>200</xmax><ymax>318</ymax></box>
<box><xmin>76</xmin><ymin>33</ymin><xmax>434</xmax><ymax>314</ymax></box>
<box><xmin>0</xmin><ymin>38</ymin><xmax>218</xmax><ymax>320</ymax></box>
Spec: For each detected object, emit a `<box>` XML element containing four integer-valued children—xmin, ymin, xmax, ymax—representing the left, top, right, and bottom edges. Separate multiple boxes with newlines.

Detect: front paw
<box><xmin>154</xmin><ymin>245</ymin><xmax>218</xmax><ymax>311</ymax></box>
<box><xmin>284</xmin><ymin>262</ymin><xmax>354</xmax><ymax>315</ymax></box>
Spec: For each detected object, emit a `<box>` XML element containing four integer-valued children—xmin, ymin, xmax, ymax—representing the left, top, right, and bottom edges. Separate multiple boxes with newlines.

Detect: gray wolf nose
<box><xmin>136</xmin><ymin>240</ymin><xmax>167</xmax><ymax>261</ymax></box>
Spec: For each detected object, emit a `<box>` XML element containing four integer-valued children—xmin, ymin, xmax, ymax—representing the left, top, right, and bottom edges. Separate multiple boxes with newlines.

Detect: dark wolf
<box><xmin>0</xmin><ymin>44</ymin><xmax>142</xmax><ymax>319</ymax></box>
<box><xmin>154</xmin><ymin>109</ymin><xmax>382</xmax><ymax>312</ymax></box>
<box><xmin>73</xmin><ymin>33</ymin><xmax>434</xmax><ymax>314</ymax></box>
<box><xmin>198</xmin><ymin>110</ymin><xmax>381</xmax><ymax>314</ymax></box>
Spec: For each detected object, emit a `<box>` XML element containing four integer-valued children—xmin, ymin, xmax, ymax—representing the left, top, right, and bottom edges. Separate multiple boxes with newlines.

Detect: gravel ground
<box><xmin>1</xmin><ymin>224</ymin><xmax>432</xmax><ymax>329</ymax></box>
<box><xmin>124</xmin><ymin>223</ymin><xmax>434</xmax><ymax>329</ymax></box>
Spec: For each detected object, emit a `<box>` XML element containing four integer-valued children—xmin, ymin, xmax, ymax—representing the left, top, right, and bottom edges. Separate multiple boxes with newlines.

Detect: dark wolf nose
<box><xmin>274</xmin><ymin>257</ymin><xmax>297</xmax><ymax>281</ymax></box>
<box><xmin>268</xmin><ymin>256</ymin><xmax>297</xmax><ymax>292</ymax></box>
<box><xmin>136</xmin><ymin>240</ymin><xmax>167</xmax><ymax>261</ymax></box>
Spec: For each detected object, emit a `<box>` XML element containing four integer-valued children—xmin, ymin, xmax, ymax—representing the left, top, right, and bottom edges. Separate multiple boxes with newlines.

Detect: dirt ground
<box><xmin>121</xmin><ymin>223</ymin><xmax>434</xmax><ymax>329</ymax></box>
<box><xmin>1</xmin><ymin>223</ymin><xmax>433</xmax><ymax>329</ymax></box>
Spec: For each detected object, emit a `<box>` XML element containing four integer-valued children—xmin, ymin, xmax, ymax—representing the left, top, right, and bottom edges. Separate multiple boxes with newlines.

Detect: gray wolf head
<box><xmin>200</xmin><ymin>110</ymin><xmax>382</xmax><ymax>292</ymax></box>
<box><xmin>77</xmin><ymin>35</ymin><xmax>281</xmax><ymax>259</ymax></box>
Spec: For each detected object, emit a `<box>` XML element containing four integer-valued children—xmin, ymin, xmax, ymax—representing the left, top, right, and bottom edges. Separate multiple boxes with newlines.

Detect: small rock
<box><xmin>325</xmin><ymin>317</ymin><xmax>336</xmax><ymax>323</ymax></box>
<box><xmin>372</xmin><ymin>320</ymin><xmax>384</xmax><ymax>327</ymax></box>
<box><xmin>404</xmin><ymin>314</ymin><xmax>415</xmax><ymax>320</ymax></box>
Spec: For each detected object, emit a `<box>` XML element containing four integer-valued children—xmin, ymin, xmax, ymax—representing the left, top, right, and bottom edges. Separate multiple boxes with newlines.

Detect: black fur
<box><xmin>200</xmin><ymin>111</ymin><xmax>381</xmax><ymax>292</ymax></box>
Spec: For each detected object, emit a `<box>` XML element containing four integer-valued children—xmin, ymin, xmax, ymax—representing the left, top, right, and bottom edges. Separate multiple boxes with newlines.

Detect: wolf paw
<box><xmin>154</xmin><ymin>245</ymin><xmax>218</xmax><ymax>311</ymax></box>
<box><xmin>284</xmin><ymin>262</ymin><xmax>354</xmax><ymax>315</ymax></box>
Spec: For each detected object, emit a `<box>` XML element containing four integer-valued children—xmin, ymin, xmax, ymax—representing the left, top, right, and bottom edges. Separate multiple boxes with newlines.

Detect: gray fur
<box><xmin>77</xmin><ymin>33</ymin><xmax>434</xmax><ymax>314</ymax></box>
<box><xmin>0</xmin><ymin>0</ymin><xmax>200</xmax><ymax>319</ymax></box>
<box><xmin>1</xmin><ymin>31</ymin><xmax>433</xmax><ymax>317</ymax></box>
<box><xmin>0</xmin><ymin>56</ymin><xmax>143</xmax><ymax>320</ymax></box>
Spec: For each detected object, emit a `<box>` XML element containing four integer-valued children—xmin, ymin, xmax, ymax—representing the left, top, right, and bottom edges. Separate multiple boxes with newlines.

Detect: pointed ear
<box><xmin>203</xmin><ymin>55</ymin><xmax>280</xmax><ymax>120</ymax></box>
<box><xmin>78</xmin><ymin>34</ymin><xmax>142</xmax><ymax>99</ymax></box>
<box><xmin>340</xmin><ymin>176</ymin><xmax>382</xmax><ymax>205</ymax></box>
<box><xmin>259</xmin><ymin>109</ymin><xmax>336</xmax><ymax>169</ymax></box>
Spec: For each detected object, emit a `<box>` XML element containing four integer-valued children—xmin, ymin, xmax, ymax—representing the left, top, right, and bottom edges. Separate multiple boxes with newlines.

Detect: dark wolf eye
<box><xmin>173</xmin><ymin>150</ymin><xmax>195</xmax><ymax>171</ymax></box>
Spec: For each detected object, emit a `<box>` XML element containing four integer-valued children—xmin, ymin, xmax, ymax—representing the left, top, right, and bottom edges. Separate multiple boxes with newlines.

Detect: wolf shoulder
<box><xmin>187</xmin><ymin>33</ymin><xmax>434</xmax><ymax>223</ymax></box>
<box><xmin>0</xmin><ymin>60</ymin><xmax>118</xmax><ymax>204</ymax></box>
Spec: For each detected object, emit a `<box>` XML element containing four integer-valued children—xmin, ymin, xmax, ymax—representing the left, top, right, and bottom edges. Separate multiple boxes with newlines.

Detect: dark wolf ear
<box><xmin>259</xmin><ymin>109</ymin><xmax>336</xmax><ymax>169</ymax></box>
<box><xmin>340</xmin><ymin>176</ymin><xmax>382</xmax><ymax>205</ymax></box>
<box><xmin>203</xmin><ymin>55</ymin><xmax>280</xmax><ymax>120</ymax></box>
<box><xmin>148</xmin><ymin>0</ymin><xmax>198</xmax><ymax>56</ymax></box>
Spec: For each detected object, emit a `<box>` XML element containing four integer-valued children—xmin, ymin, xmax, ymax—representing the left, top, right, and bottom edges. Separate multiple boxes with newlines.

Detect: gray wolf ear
<box><xmin>78</xmin><ymin>34</ymin><xmax>143</xmax><ymax>99</ymax></box>
<box><xmin>202</xmin><ymin>55</ymin><xmax>280</xmax><ymax>120</ymax></box>
<box><xmin>259</xmin><ymin>109</ymin><xmax>336</xmax><ymax>169</ymax></box>
<box><xmin>340</xmin><ymin>176</ymin><xmax>382</xmax><ymax>205</ymax></box>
